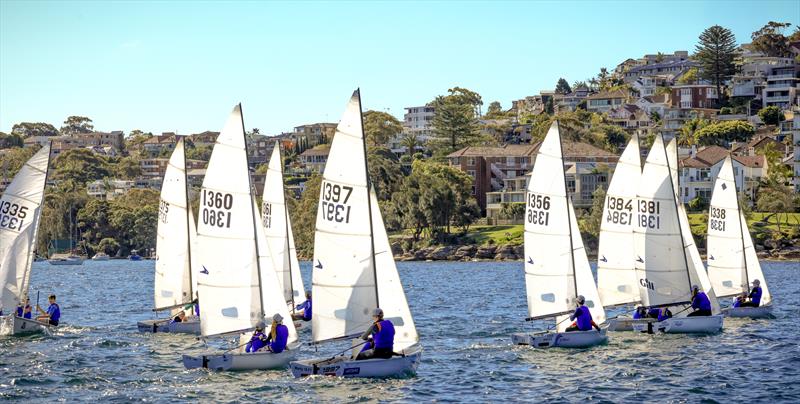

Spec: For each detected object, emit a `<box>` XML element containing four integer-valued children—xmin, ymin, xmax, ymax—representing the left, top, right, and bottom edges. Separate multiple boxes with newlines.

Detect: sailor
<box><xmin>170</xmin><ymin>311</ymin><xmax>186</xmax><ymax>325</ymax></box>
<box><xmin>687</xmin><ymin>285</ymin><xmax>712</xmax><ymax>317</ymax></box>
<box><xmin>16</xmin><ymin>298</ymin><xmax>32</xmax><ymax>319</ymax></box>
<box><xmin>357</xmin><ymin>308</ymin><xmax>395</xmax><ymax>360</ymax></box>
<box><xmin>633</xmin><ymin>306</ymin><xmax>647</xmax><ymax>319</ymax></box>
<box><xmin>565</xmin><ymin>295</ymin><xmax>601</xmax><ymax>332</ymax></box>
<box><xmin>739</xmin><ymin>280</ymin><xmax>763</xmax><ymax>307</ymax></box>
<box><xmin>732</xmin><ymin>292</ymin><xmax>748</xmax><ymax>308</ymax></box>
<box><xmin>245</xmin><ymin>321</ymin><xmax>268</xmax><ymax>353</ymax></box>
<box><xmin>646</xmin><ymin>308</ymin><xmax>661</xmax><ymax>319</ymax></box>
<box><xmin>657</xmin><ymin>307</ymin><xmax>672</xmax><ymax>321</ymax></box>
<box><xmin>292</xmin><ymin>291</ymin><xmax>312</xmax><ymax>322</ymax></box>
<box><xmin>265</xmin><ymin>313</ymin><xmax>289</xmax><ymax>353</ymax></box>
<box><xmin>35</xmin><ymin>294</ymin><xmax>60</xmax><ymax>326</ymax></box>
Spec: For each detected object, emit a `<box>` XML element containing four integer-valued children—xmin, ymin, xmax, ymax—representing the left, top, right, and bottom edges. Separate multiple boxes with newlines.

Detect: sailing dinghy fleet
<box><xmin>0</xmin><ymin>90</ymin><xmax>781</xmax><ymax>376</ymax></box>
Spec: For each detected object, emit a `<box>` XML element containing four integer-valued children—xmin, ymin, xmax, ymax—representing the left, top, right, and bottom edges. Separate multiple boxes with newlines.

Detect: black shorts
<box><xmin>48</xmin><ymin>319</ymin><xmax>59</xmax><ymax>326</ymax></box>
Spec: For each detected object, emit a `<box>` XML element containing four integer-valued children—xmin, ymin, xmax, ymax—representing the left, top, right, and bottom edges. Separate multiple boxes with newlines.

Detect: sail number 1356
<box><xmin>321</xmin><ymin>181</ymin><xmax>353</xmax><ymax>223</ymax></box>
<box><xmin>526</xmin><ymin>193</ymin><xmax>550</xmax><ymax>226</ymax></box>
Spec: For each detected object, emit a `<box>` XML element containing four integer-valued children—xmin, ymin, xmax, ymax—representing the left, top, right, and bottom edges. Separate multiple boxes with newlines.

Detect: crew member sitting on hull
<box><xmin>687</xmin><ymin>285</ymin><xmax>712</xmax><ymax>317</ymax></box>
<box><xmin>633</xmin><ymin>306</ymin><xmax>647</xmax><ymax>319</ymax></box>
<box><xmin>245</xmin><ymin>321</ymin><xmax>268</xmax><ymax>353</ymax></box>
<box><xmin>169</xmin><ymin>311</ymin><xmax>186</xmax><ymax>325</ymax></box>
<box><xmin>732</xmin><ymin>292</ymin><xmax>748</xmax><ymax>308</ymax></box>
<box><xmin>16</xmin><ymin>298</ymin><xmax>32</xmax><ymax>319</ymax></box>
<box><xmin>738</xmin><ymin>279</ymin><xmax>763</xmax><ymax>308</ymax></box>
<box><xmin>565</xmin><ymin>295</ymin><xmax>601</xmax><ymax>332</ymax></box>
<box><xmin>35</xmin><ymin>294</ymin><xmax>60</xmax><ymax>326</ymax></box>
<box><xmin>292</xmin><ymin>291</ymin><xmax>312</xmax><ymax>322</ymax></box>
<box><xmin>357</xmin><ymin>308</ymin><xmax>395</xmax><ymax>360</ymax></box>
<box><xmin>265</xmin><ymin>313</ymin><xmax>289</xmax><ymax>353</ymax></box>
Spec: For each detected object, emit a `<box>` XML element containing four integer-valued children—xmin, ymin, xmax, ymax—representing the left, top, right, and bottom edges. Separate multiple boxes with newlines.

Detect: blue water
<box><xmin>1</xmin><ymin>260</ymin><xmax>799</xmax><ymax>402</ymax></box>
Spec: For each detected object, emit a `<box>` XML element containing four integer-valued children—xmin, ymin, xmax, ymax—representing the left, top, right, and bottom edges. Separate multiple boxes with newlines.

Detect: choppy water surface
<box><xmin>1</xmin><ymin>260</ymin><xmax>799</xmax><ymax>402</ymax></box>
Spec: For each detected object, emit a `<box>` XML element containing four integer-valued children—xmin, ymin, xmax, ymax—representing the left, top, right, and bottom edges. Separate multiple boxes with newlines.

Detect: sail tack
<box><xmin>154</xmin><ymin>138</ymin><xmax>194</xmax><ymax>311</ymax></box>
<box><xmin>0</xmin><ymin>144</ymin><xmax>51</xmax><ymax>313</ymax></box>
<box><xmin>597</xmin><ymin>134</ymin><xmax>642</xmax><ymax>307</ymax></box>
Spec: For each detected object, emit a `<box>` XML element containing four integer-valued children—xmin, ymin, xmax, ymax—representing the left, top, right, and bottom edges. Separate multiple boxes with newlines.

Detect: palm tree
<box><xmin>400</xmin><ymin>133</ymin><xmax>420</xmax><ymax>156</ymax></box>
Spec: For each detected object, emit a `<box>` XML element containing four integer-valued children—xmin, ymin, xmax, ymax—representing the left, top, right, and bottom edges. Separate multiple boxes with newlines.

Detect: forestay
<box><xmin>261</xmin><ymin>143</ymin><xmax>306</xmax><ymax>308</ymax></box>
<box><xmin>154</xmin><ymin>138</ymin><xmax>195</xmax><ymax>311</ymax></box>
<box><xmin>0</xmin><ymin>144</ymin><xmax>50</xmax><ymax>314</ymax></box>
<box><xmin>707</xmin><ymin>156</ymin><xmax>771</xmax><ymax>304</ymax></box>
<box><xmin>196</xmin><ymin>105</ymin><xmax>263</xmax><ymax>337</ymax></box>
<box><xmin>597</xmin><ymin>134</ymin><xmax>642</xmax><ymax>307</ymax></box>
<box><xmin>633</xmin><ymin>136</ymin><xmax>692</xmax><ymax>307</ymax></box>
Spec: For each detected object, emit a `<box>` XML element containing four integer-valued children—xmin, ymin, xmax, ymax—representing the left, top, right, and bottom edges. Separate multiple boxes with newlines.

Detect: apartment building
<box><xmin>586</xmin><ymin>90</ymin><xmax>628</xmax><ymax>113</ymax></box>
<box><xmin>299</xmin><ymin>145</ymin><xmax>331</xmax><ymax>172</ymax></box>
<box><xmin>762</xmin><ymin>64</ymin><xmax>799</xmax><ymax>109</ymax></box>
<box><xmin>678</xmin><ymin>146</ymin><xmax>767</xmax><ymax>204</ymax></box>
<box><xmin>671</xmin><ymin>84</ymin><xmax>719</xmax><ymax>109</ymax></box>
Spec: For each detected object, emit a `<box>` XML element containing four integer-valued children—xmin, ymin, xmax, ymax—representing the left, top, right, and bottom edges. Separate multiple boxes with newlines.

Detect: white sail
<box><xmin>707</xmin><ymin>157</ymin><xmax>770</xmax><ymax>304</ymax></box>
<box><xmin>196</xmin><ymin>105</ymin><xmax>261</xmax><ymax>337</ymax></box>
<box><xmin>371</xmin><ymin>188</ymin><xmax>418</xmax><ymax>350</ymax></box>
<box><xmin>559</xmin><ymin>198</ymin><xmax>606</xmax><ymax>332</ymax></box>
<box><xmin>666</xmin><ymin>138</ymin><xmax>680</xmax><ymax>199</ymax></box>
<box><xmin>597</xmin><ymin>134</ymin><xmax>641</xmax><ymax>307</ymax></box>
<box><xmin>154</xmin><ymin>138</ymin><xmax>194</xmax><ymax>311</ymax></box>
<box><xmin>253</xmin><ymin>195</ymin><xmax>298</xmax><ymax>345</ymax></box>
<box><xmin>286</xmin><ymin>214</ymin><xmax>305</xmax><ymax>308</ymax></box>
<box><xmin>0</xmin><ymin>144</ymin><xmax>50</xmax><ymax>314</ymax></box>
<box><xmin>633</xmin><ymin>136</ymin><xmax>693</xmax><ymax>307</ymax></box>
<box><xmin>524</xmin><ymin>122</ymin><xmax>577</xmax><ymax>320</ymax></box>
<box><xmin>312</xmin><ymin>90</ymin><xmax>378</xmax><ymax>343</ymax></box>
<box><xmin>261</xmin><ymin>143</ymin><xmax>305</xmax><ymax>307</ymax></box>
<box><xmin>742</xmin><ymin>216</ymin><xmax>771</xmax><ymax>305</ymax></box>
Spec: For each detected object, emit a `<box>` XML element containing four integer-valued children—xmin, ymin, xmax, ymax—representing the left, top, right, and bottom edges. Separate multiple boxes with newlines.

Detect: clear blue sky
<box><xmin>1</xmin><ymin>0</ymin><xmax>798</xmax><ymax>136</ymax></box>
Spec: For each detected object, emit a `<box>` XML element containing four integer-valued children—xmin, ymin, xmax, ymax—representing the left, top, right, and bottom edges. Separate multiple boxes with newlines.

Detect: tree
<box><xmin>695</xmin><ymin>25</ymin><xmax>737</xmax><ymax>107</ymax></box>
<box><xmin>367</xmin><ymin>146</ymin><xmax>404</xmax><ymax>201</ymax></box>
<box><xmin>758</xmin><ymin>106</ymin><xmax>785</xmax><ymax>125</ymax></box>
<box><xmin>751</xmin><ymin>21</ymin><xmax>792</xmax><ymax>57</ymax></box>
<box><xmin>597</xmin><ymin>68</ymin><xmax>610</xmax><ymax>91</ymax></box>
<box><xmin>0</xmin><ymin>132</ymin><xmax>24</xmax><ymax>149</ymax></box>
<box><xmin>362</xmin><ymin>110</ymin><xmax>402</xmax><ymax>147</ymax></box>
<box><xmin>580</xmin><ymin>187</ymin><xmax>606</xmax><ymax>238</ymax></box>
<box><xmin>676</xmin><ymin>67</ymin><xmax>699</xmax><ymax>85</ymax></box>
<box><xmin>572</xmin><ymin>81</ymin><xmax>588</xmax><ymax>90</ymax></box>
<box><xmin>112</xmin><ymin>156</ymin><xmax>142</xmax><ymax>179</ymax></box>
<box><xmin>756</xmin><ymin>183</ymin><xmax>794</xmax><ymax>232</ymax></box>
<box><xmin>484</xmin><ymin>101</ymin><xmax>505</xmax><ymax>119</ymax></box>
<box><xmin>289</xmin><ymin>173</ymin><xmax>322</xmax><ymax>258</ymax></box>
<box><xmin>0</xmin><ymin>147</ymin><xmax>37</xmax><ymax>178</ymax></box>
<box><xmin>60</xmin><ymin>116</ymin><xmax>94</xmax><ymax>136</ymax></box>
<box><xmin>499</xmin><ymin>202</ymin><xmax>525</xmax><ymax>222</ymax></box>
<box><xmin>544</xmin><ymin>97</ymin><xmax>554</xmax><ymax>114</ymax></box>
<box><xmin>400</xmin><ymin>132</ymin><xmax>420</xmax><ymax>156</ymax></box>
<box><xmin>97</xmin><ymin>238</ymin><xmax>120</xmax><ymax>256</ymax></box>
<box><xmin>429</xmin><ymin>94</ymin><xmax>482</xmax><ymax>156</ymax></box>
<box><xmin>11</xmin><ymin>122</ymin><xmax>59</xmax><ymax>138</ymax></box>
<box><xmin>678</xmin><ymin>117</ymin><xmax>710</xmax><ymax>146</ymax></box>
<box><xmin>444</xmin><ymin>87</ymin><xmax>483</xmax><ymax>117</ymax></box>
<box><xmin>52</xmin><ymin>148</ymin><xmax>110</xmax><ymax>185</ymax></box>
<box><xmin>555</xmin><ymin>78</ymin><xmax>572</xmax><ymax>95</ymax></box>
<box><xmin>693</xmin><ymin>120</ymin><xmax>754</xmax><ymax>146</ymax></box>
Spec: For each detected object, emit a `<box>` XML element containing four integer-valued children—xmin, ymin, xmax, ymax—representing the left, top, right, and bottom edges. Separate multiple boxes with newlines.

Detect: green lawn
<box><xmin>687</xmin><ymin>212</ymin><xmax>800</xmax><ymax>235</ymax></box>
<box><xmin>466</xmin><ymin>225</ymin><xmax>524</xmax><ymax>245</ymax></box>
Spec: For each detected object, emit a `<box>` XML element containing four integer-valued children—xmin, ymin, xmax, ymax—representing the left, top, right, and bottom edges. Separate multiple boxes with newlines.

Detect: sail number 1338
<box><xmin>321</xmin><ymin>181</ymin><xmax>353</xmax><ymax>223</ymax></box>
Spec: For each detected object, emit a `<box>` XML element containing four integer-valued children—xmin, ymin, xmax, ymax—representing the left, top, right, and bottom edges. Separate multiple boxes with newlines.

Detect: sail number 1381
<box><xmin>321</xmin><ymin>181</ymin><xmax>353</xmax><ymax>223</ymax></box>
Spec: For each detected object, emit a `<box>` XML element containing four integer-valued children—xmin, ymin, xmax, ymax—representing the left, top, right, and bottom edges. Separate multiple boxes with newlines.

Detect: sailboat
<box><xmin>597</xmin><ymin>135</ymin><xmax>643</xmax><ymax>332</ymax></box>
<box><xmin>182</xmin><ymin>104</ymin><xmax>298</xmax><ymax>371</ymax></box>
<box><xmin>707</xmin><ymin>156</ymin><xmax>773</xmax><ymax>318</ymax></box>
<box><xmin>289</xmin><ymin>90</ymin><xmax>421</xmax><ymax>378</ymax></box>
<box><xmin>137</xmin><ymin>138</ymin><xmax>201</xmax><ymax>334</ymax></box>
<box><xmin>260</xmin><ymin>142</ymin><xmax>306</xmax><ymax>317</ymax></box>
<box><xmin>631</xmin><ymin>135</ymin><xmax>722</xmax><ymax>334</ymax></box>
<box><xmin>511</xmin><ymin>122</ymin><xmax>608</xmax><ymax>348</ymax></box>
<box><xmin>0</xmin><ymin>144</ymin><xmax>54</xmax><ymax>335</ymax></box>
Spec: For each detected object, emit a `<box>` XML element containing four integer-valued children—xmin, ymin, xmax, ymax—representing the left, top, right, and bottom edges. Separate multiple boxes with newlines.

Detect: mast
<box><xmin>241</xmin><ymin>104</ymin><xmax>266</xmax><ymax>319</ymax></box>
<box><xmin>182</xmin><ymin>137</ymin><xmax>195</xmax><ymax>304</ymax></box>
<box><xmin>664</xmin><ymin>135</ymin><xmax>693</xmax><ymax>298</ymax></box>
<box><xmin>357</xmin><ymin>89</ymin><xmax>380</xmax><ymax>308</ymax></box>
<box><xmin>731</xmin><ymin>154</ymin><xmax>750</xmax><ymax>292</ymax></box>
<box><xmin>556</xmin><ymin>121</ymin><xmax>579</xmax><ymax>301</ymax></box>
<box><xmin>278</xmin><ymin>143</ymin><xmax>296</xmax><ymax>310</ymax></box>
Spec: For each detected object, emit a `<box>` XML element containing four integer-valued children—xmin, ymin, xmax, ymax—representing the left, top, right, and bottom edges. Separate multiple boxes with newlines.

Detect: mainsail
<box><xmin>597</xmin><ymin>134</ymin><xmax>642</xmax><ymax>307</ymax></box>
<box><xmin>153</xmin><ymin>138</ymin><xmax>195</xmax><ymax>311</ymax></box>
<box><xmin>524</xmin><ymin>122</ymin><xmax>605</xmax><ymax>326</ymax></box>
<box><xmin>707</xmin><ymin>156</ymin><xmax>771</xmax><ymax>304</ymax></box>
<box><xmin>261</xmin><ymin>143</ymin><xmax>306</xmax><ymax>308</ymax></box>
<box><xmin>196</xmin><ymin>105</ymin><xmax>296</xmax><ymax>343</ymax></box>
<box><xmin>0</xmin><ymin>144</ymin><xmax>51</xmax><ymax>314</ymax></box>
<box><xmin>311</xmin><ymin>90</ymin><xmax>417</xmax><ymax>347</ymax></box>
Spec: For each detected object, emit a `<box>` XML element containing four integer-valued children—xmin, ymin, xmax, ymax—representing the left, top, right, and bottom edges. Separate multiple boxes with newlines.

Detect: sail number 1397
<box><xmin>321</xmin><ymin>181</ymin><xmax>353</xmax><ymax>223</ymax></box>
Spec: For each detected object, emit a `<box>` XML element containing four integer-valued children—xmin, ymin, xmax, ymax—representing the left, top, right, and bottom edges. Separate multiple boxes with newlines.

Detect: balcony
<box><xmin>767</xmin><ymin>73</ymin><xmax>796</xmax><ymax>80</ymax></box>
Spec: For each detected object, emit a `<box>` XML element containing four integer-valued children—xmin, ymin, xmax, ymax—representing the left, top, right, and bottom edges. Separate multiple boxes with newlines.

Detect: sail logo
<box><xmin>314</xmin><ymin>260</ymin><xmax>323</xmax><ymax>269</ymax></box>
<box><xmin>639</xmin><ymin>278</ymin><xmax>654</xmax><ymax>290</ymax></box>
<box><xmin>200</xmin><ymin>266</ymin><xmax>210</xmax><ymax>275</ymax></box>
<box><xmin>600</xmin><ymin>255</ymin><xmax>607</xmax><ymax>263</ymax></box>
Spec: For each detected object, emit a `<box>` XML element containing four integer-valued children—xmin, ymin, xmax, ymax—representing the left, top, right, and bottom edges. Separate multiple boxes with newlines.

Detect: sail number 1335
<box><xmin>321</xmin><ymin>181</ymin><xmax>353</xmax><ymax>223</ymax></box>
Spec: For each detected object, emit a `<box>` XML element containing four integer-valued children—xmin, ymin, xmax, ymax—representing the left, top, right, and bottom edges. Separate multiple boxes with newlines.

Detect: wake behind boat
<box><xmin>511</xmin><ymin>122</ymin><xmax>607</xmax><ymax>349</ymax></box>
<box><xmin>289</xmin><ymin>90</ymin><xmax>422</xmax><ymax>378</ymax></box>
<box><xmin>181</xmin><ymin>104</ymin><xmax>299</xmax><ymax>371</ymax></box>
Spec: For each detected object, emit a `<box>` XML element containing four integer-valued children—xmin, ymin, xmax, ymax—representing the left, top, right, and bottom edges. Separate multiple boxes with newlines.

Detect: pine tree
<box><xmin>695</xmin><ymin>25</ymin><xmax>737</xmax><ymax>107</ymax></box>
<box><xmin>555</xmin><ymin>78</ymin><xmax>572</xmax><ymax>95</ymax></box>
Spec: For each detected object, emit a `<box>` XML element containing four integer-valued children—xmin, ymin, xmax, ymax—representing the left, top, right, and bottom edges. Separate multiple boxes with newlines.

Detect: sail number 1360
<box><xmin>321</xmin><ymin>181</ymin><xmax>353</xmax><ymax>223</ymax></box>
<box><xmin>201</xmin><ymin>190</ymin><xmax>233</xmax><ymax>228</ymax></box>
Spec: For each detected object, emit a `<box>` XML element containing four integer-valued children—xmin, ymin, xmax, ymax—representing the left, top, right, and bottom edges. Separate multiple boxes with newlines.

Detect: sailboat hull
<box><xmin>607</xmin><ymin>316</ymin><xmax>645</xmax><ymax>332</ymax></box>
<box><xmin>0</xmin><ymin>315</ymin><xmax>53</xmax><ymax>336</ymax></box>
<box><xmin>652</xmin><ymin>315</ymin><xmax>723</xmax><ymax>334</ymax></box>
<box><xmin>289</xmin><ymin>345</ymin><xmax>422</xmax><ymax>378</ymax></box>
<box><xmin>723</xmin><ymin>305</ymin><xmax>774</xmax><ymax>319</ymax></box>
<box><xmin>183</xmin><ymin>348</ymin><xmax>296</xmax><ymax>371</ymax></box>
<box><xmin>47</xmin><ymin>258</ymin><xmax>84</xmax><ymax>266</ymax></box>
<box><xmin>512</xmin><ymin>329</ymin><xmax>607</xmax><ymax>348</ymax></box>
<box><xmin>136</xmin><ymin>317</ymin><xmax>200</xmax><ymax>334</ymax></box>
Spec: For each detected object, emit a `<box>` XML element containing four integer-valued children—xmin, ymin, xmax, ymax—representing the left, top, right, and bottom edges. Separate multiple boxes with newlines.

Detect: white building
<box><xmin>792</xmin><ymin>115</ymin><xmax>800</xmax><ymax>192</ymax></box>
<box><xmin>762</xmin><ymin>64</ymin><xmax>799</xmax><ymax>109</ymax></box>
<box><xmin>678</xmin><ymin>146</ymin><xmax>767</xmax><ymax>204</ymax></box>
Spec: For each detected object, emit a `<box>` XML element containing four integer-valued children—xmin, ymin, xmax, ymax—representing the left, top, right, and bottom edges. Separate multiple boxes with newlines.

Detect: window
<box><xmin>467</xmin><ymin>170</ymin><xmax>476</xmax><ymax>177</ymax></box>
<box><xmin>680</xmin><ymin>101</ymin><xmax>692</xmax><ymax>108</ymax></box>
<box><xmin>680</xmin><ymin>88</ymin><xmax>691</xmax><ymax>96</ymax></box>
<box><xmin>471</xmin><ymin>186</ymin><xmax>476</xmax><ymax>195</ymax></box>
<box><xmin>467</xmin><ymin>157</ymin><xmax>476</xmax><ymax>166</ymax></box>
<box><xmin>506</xmin><ymin>157</ymin><xmax>515</xmax><ymax>165</ymax></box>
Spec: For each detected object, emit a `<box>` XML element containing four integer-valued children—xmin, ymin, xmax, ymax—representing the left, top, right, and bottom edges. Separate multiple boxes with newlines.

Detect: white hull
<box><xmin>642</xmin><ymin>315</ymin><xmax>724</xmax><ymax>334</ymax></box>
<box><xmin>183</xmin><ymin>348</ymin><xmax>296</xmax><ymax>371</ymax></box>
<box><xmin>723</xmin><ymin>305</ymin><xmax>774</xmax><ymax>319</ymax></box>
<box><xmin>91</xmin><ymin>254</ymin><xmax>110</xmax><ymax>261</ymax></box>
<box><xmin>136</xmin><ymin>317</ymin><xmax>200</xmax><ymax>334</ymax></box>
<box><xmin>607</xmin><ymin>316</ymin><xmax>642</xmax><ymax>332</ymax></box>
<box><xmin>512</xmin><ymin>329</ymin><xmax>607</xmax><ymax>348</ymax></box>
<box><xmin>48</xmin><ymin>257</ymin><xmax>84</xmax><ymax>266</ymax></box>
<box><xmin>290</xmin><ymin>345</ymin><xmax>422</xmax><ymax>378</ymax></box>
<box><xmin>0</xmin><ymin>315</ymin><xmax>52</xmax><ymax>336</ymax></box>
